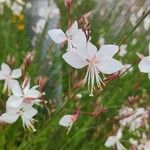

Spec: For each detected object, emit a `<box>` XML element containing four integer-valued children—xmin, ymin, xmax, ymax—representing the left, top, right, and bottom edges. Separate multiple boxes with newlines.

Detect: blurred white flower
<box><xmin>11</xmin><ymin>1</ymin><xmax>23</xmax><ymax>15</ymax></box>
<box><xmin>33</xmin><ymin>19</ymin><xmax>46</xmax><ymax>34</ymax></box>
<box><xmin>7</xmin><ymin>78</ymin><xmax>41</xmax><ymax>108</ymax></box>
<box><xmin>48</xmin><ymin>21</ymin><xmax>86</xmax><ymax>50</ymax></box>
<box><xmin>119</xmin><ymin>107</ymin><xmax>145</xmax><ymax>131</ymax></box>
<box><xmin>0</xmin><ymin>63</ymin><xmax>22</xmax><ymax>94</ymax></box>
<box><xmin>119</xmin><ymin>44</ymin><xmax>127</xmax><ymax>57</ymax></box>
<box><xmin>138</xmin><ymin>51</ymin><xmax>150</xmax><ymax>80</ymax></box>
<box><xmin>0</xmin><ymin>104</ymin><xmax>37</xmax><ymax>132</ymax></box>
<box><xmin>130</xmin><ymin>14</ymin><xmax>138</xmax><ymax>26</ymax></box>
<box><xmin>26</xmin><ymin>2</ymin><xmax>32</xmax><ymax>9</ymax></box>
<box><xmin>131</xmin><ymin>38</ymin><xmax>137</xmax><ymax>45</ymax></box>
<box><xmin>38</xmin><ymin>7</ymin><xmax>50</xmax><ymax>19</ymax></box>
<box><xmin>105</xmin><ymin>128</ymin><xmax>127</xmax><ymax>150</ymax></box>
<box><xmin>63</xmin><ymin>42</ymin><xmax>123</xmax><ymax>95</ymax></box>
<box><xmin>144</xmin><ymin>15</ymin><xmax>150</xmax><ymax>31</ymax></box>
<box><xmin>59</xmin><ymin>113</ymin><xmax>79</xmax><ymax>134</ymax></box>
<box><xmin>98</xmin><ymin>35</ymin><xmax>105</xmax><ymax>46</ymax></box>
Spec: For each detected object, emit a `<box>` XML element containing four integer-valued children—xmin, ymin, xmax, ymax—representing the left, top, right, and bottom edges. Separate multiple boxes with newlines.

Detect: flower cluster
<box><xmin>105</xmin><ymin>93</ymin><xmax>150</xmax><ymax>150</ymax></box>
<box><xmin>0</xmin><ymin>63</ymin><xmax>42</xmax><ymax>132</ymax></box>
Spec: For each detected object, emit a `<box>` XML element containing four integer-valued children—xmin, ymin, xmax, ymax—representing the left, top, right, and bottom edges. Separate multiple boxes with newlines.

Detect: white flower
<box><xmin>138</xmin><ymin>51</ymin><xmax>150</xmax><ymax>80</ymax></box>
<box><xmin>144</xmin><ymin>15</ymin><xmax>150</xmax><ymax>31</ymax></box>
<box><xmin>119</xmin><ymin>108</ymin><xmax>145</xmax><ymax>131</ymax></box>
<box><xmin>119</xmin><ymin>44</ymin><xmax>127</xmax><ymax>57</ymax></box>
<box><xmin>59</xmin><ymin>113</ymin><xmax>78</xmax><ymax>134</ymax></box>
<box><xmin>105</xmin><ymin>128</ymin><xmax>127</xmax><ymax>150</ymax></box>
<box><xmin>0</xmin><ymin>104</ymin><xmax>37</xmax><ymax>132</ymax></box>
<box><xmin>11</xmin><ymin>2</ymin><xmax>23</xmax><ymax>15</ymax></box>
<box><xmin>0</xmin><ymin>63</ymin><xmax>22</xmax><ymax>94</ymax></box>
<box><xmin>63</xmin><ymin>42</ymin><xmax>123</xmax><ymax>95</ymax></box>
<box><xmin>48</xmin><ymin>21</ymin><xmax>86</xmax><ymax>50</ymax></box>
<box><xmin>33</xmin><ymin>19</ymin><xmax>46</xmax><ymax>34</ymax></box>
<box><xmin>7</xmin><ymin>78</ymin><xmax>41</xmax><ymax>108</ymax></box>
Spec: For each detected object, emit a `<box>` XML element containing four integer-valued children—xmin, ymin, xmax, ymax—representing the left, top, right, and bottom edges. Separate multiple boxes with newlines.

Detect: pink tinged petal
<box><xmin>1</xmin><ymin>63</ymin><xmax>11</xmax><ymax>75</ymax></box>
<box><xmin>26</xmin><ymin>89</ymin><xmax>40</xmax><ymax>99</ymax></box>
<box><xmin>105</xmin><ymin>136</ymin><xmax>116</xmax><ymax>147</ymax></box>
<box><xmin>0</xmin><ymin>112</ymin><xmax>19</xmax><ymax>123</ymax></box>
<box><xmin>97</xmin><ymin>45</ymin><xmax>119</xmax><ymax>59</ymax></box>
<box><xmin>0</xmin><ymin>71</ymin><xmax>6</xmax><ymax>80</ymax></box>
<box><xmin>22</xmin><ymin>78</ymin><xmax>30</xmax><ymax>94</ymax></box>
<box><xmin>138</xmin><ymin>56</ymin><xmax>150</xmax><ymax>73</ymax></box>
<box><xmin>97</xmin><ymin>58</ymin><xmax>123</xmax><ymax>74</ymax></box>
<box><xmin>59</xmin><ymin>115</ymin><xmax>73</xmax><ymax>127</ymax></box>
<box><xmin>63</xmin><ymin>51</ymin><xmax>87</xmax><ymax>69</ymax></box>
<box><xmin>11</xmin><ymin>69</ymin><xmax>22</xmax><ymax>78</ymax></box>
<box><xmin>48</xmin><ymin>29</ymin><xmax>67</xmax><ymax>44</ymax></box>
<box><xmin>6</xmin><ymin>95</ymin><xmax>23</xmax><ymax>108</ymax></box>
<box><xmin>66</xmin><ymin>21</ymin><xmax>78</xmax><ymax>37</ymax></box>
<box><xmin>9</xmin><ymin>80</ymin><xmax>23</xmax><ymax>96</ymax></box>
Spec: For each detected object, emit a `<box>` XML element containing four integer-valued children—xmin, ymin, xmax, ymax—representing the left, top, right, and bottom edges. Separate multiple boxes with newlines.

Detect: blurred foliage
<box><xmin>0</xmin><ymin>0</ymin><xmax>150</xmax><ymax>150</ymax></box>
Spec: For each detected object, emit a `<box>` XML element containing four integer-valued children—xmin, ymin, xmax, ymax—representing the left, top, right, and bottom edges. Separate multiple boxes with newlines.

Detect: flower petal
<box><xmin>1</xmin><ymin>63</ymin><xmax>11</xmax><ymax>75</ymax></box>
<box><xmin>48</xmin><ymin>29</ymin><xmax>67</xmax><ymax>44</ymax></box>
<box><xmin>63</xmin><ymin>51</ymin><xmax>87</xmax><ymax>69</ymax></box>
<box><xmin>0</xmin><ymin>112</ymin><xmax>19</xmax><ymax>123</ymax></box>
<box><xmin>66</xmin><ymin>21</ymin><xmax>78</xmax><ymax>37</ymax></box>
<box><xmin>23</xmin><ymin>105</ymin><xmax>38</xmax><ymax>119</ymax></box>
<box><xmin>6</xmin><ymin>95</ymin><xmax>23</xmax><ymax>108</ymax></box>
<box><xmin>11</xmin><ymin>69</ymin><xmax>22</xmax><ymax>78</ymax></box>
<box><xmin>138</xmin><ymin>56</ymin><xmax>150</xmax><ymax>73</ymax></box>
<box><xmin>26</xmin><ymin>89</ymin><xmax>40</xmax><ymax>99</ymax></box>
<box><xmin>59</xmin><ymin>115</ymin><xmax>72</xmax><ymax>127</ymax></box>
<box><xmin>97</xmin><ymin>58</ymin><xmax>123</xmax><ymax>74</ymax></box>
<box><xmin>70</xmin><ymin>29</ymin><xmax>87</xmax><ymax>48</ymax></box>
<box><xmin>105</xmin><ymin>136</ymin><xmax>116</xmax><ymax>147</ymax></box>
<box><xmin>97</xmin><ymin>45</ymin><xmax>119</xmax><ymax>59</ymax></box>
<box><xmin>9</xmin><ymin>80</ymin><xmax>23</xmax><ymax>96</ymax></box>
<box><xmin>0</xmin><ymin>71</ymin><xmax>6</xmax><ymax>80</ymax></box>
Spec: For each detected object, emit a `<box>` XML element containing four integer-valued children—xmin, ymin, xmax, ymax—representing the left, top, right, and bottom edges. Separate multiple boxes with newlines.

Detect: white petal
<box><xmin>138</xmin><ymin>56</ymin><xmax>150</xmax><ymax>73</ymax></box>
<box><xmin>0</xmin><ymin>71</ymin><xmax>6</xmax><ymax>80</ymax></box>
<box><xmin>59</xmin><ymin>115</ymin><xmax>73</xmax><ymax>127</ymax></box>
<box><xmin>0</xmin><ymin>112</ymin><xmax>19</xmax><ymax>123</ymax></box>
<box><xmin>97</xmin><ymin>45</ymin><xmax>119</xmax><ymax>59</ymax></box>
<box><xmin>105</xmin><ymin>136</ymin><xmax>116</xmax><ymax>147</ymax></box>
<box><xmin>1</xmin><ymin>63</ymin><xmax>11</xmax><ymax>75</ymax></box>
<box><xmin>23</xmin><ymin>105</ymin><xmax>38</xmax><ymax>119</ymax></box>
<box><xmin>85</xmin><ymin>42</ymin><xmax>97</xmax><ymax>60</ymax></box>
<box><xmin>6</xmin><ymin>95</ymin><xmax>23</xmax><ymax>108</ymax></box>
<box><xmin>66</xmin><ymin>21</ymin><xmax>78</xmax><ymax>37</ymax></box>
<box><xmin>70</xmin><ymin>29</ymin><xmax>87</xmax><ymax>48</ymax></box>
<box><xmin>11</xmin><ymin>69</ymin><xmax>22</xmax><ymax>78</ymax></box>
<box><xmin>26</xmin><ymin>89</ymin><xmax>40</xmax><ymax>98</ymax></box>
<box><xmin>48</xmin><ymin>29</ymin><xmax>67</xmax><ymax>44</ymax></box>
<box><xmin>97</xmin><ymin>58</ymin><xmax>123</xmax><ymax>74</ymax></box>
<box><xmin>9</xmin><ymin>80</ymin><xmax>23</xmax><ymax>96</ymax></box>
<box><xmin>116</xmin><ymin>128</ymin><xmax>123</xmax><ymax>140</ymax></box>
<box><xmin>63</xmin><ymin>51</ymin><xmax>87</xmax><ymax>69</ymax></box>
